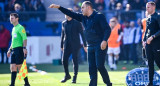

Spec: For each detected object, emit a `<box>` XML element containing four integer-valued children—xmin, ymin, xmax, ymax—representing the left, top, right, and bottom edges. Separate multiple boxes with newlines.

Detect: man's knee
<box><xmin>10</xmin><ymin>64</ymin><xmax>17</xmax><ymax>72</ymax></box>
<box><xmin>97</xmin><ymin>65</ymin><xmax>105</xmax><ymax>71</ymax></box>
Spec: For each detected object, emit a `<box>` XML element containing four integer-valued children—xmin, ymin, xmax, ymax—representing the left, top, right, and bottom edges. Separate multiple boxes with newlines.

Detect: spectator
<box><xmin>121</xmin><ymin>4</ymin><xmax>136</xmax><ymax>22</ymax></box>
<box><xmin>0</xmin><ymin>7</ymin><xmax>6</xmax><ymax>21</ymax></box>
<box><xmin>23</xmin><ymin>0</ymin><xmax>30</xmax><ymax>11</ymax></box>
<box><xmin>120</xmin><ymin>0</ymin><xmax>128</xmax><ymax>9</ymax></box>
<box><xmin>123</xmin><ymin>21</ymin><xmax>130</xmax><ymax>63</ymax></box>
<box><xmin>14</xmin><ymin>3</ymin><xmax>29</xmax><ymax>21</ymax></box>
<box><xmin>109</xmin><ymin>0</ymin><xmax>117</xmax><ymax>10</ymax></box>
<box><xmin>0</xmin><ymin>24</ymin><xmax>11</xmax><ymax>64</ymax></box>
<box><xmin>116</xmin><ymin>3</ymin><xmax>123</xmax><ymax>11</ymax></box>
<box><xmin>14</xmin><ymin>3</ymin><xmax>23</xmax><ymax>12</ymax></box>
<box><xmin>36</xmin><ymin>0</ymin><xmax>46</xmax><ymax>21</ymax></box>
<box><xmin>94</xmin><ymin>0</ymin><xmax>105</xmax><ymax>11</ymax></box>
<box><xmin>128</xmin><ymin>21</ymin><xmax>137</xmax><ymax>64</ymax></box>
<box><xmin>131</xmin><ymin>0</ymin><xmax>143</xmax><ymax>10</ymax></box>
<box><xmin>5</xmin><ymin>0</ymin><xmax>14</xmax><ymax>12</ymax></box>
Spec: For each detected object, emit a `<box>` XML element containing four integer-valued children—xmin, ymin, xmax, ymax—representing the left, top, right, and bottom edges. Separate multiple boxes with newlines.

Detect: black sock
<box><xmin>11</xmin><ymin>71</ymin><xmax>17</xmax><ymax>85</ymax></box>
<box><xmin>24</xmin><ymin>77</ymin><xmax>29</xmax><ymax>85</ymax></box>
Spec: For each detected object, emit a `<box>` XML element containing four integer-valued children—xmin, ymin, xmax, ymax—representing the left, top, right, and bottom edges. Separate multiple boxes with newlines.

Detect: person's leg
<box><xmin>113</xmin><ymin>54</ymin><xmax>118</xmax><ymax>70</ymax></box>
<box><xmin>1</xmin><ymin>48</ymin><xmax>4</xmax><ymax>63</ymax></box>
<box><xmin>10</xmin><ymin>52</ymin><xmax>17</xmax><ymax>86</ymax></box>
<box><xmin>61</xmin><ymin>48</ymin><xmax>72</xmax><ymax>82</ymax></box>
<box><xmin>4</xmin><ymin>48</ymin><xmax>8</xmax><ymax>63</ymax></box>
<box><xmin>71</xmin><ymin>49</ymin><xmax>79</xmax><ymax>83</ymax></box>
<box><xmin>126</xmin><ymin>44</ymin><xmax>130</xmax><ymax>63</ymax></box>
<box><xmin>132</xmin><ymin>44</ymin><xmax>137</xmax><ymax>64</ymax></box>
<box><xmin>113</xmin><ymin>47</ymin><xmax>120</xmax><ymax>67</ymax></box>
<box><xmin>62</xmin><ymin>49</ymin><xmax>72</xmax><ymax>76</ymax></box>
<box><xmin>17</xmin><ymin>65</ymin><xmax>30</xmax><ymax>86</ymax></box>
<box><xmin>16</xmin><ymin>48</ymin><xmax>30</xmax><ymax>86</ymax></box>
<box><xmin>95</xmin><ymin>46</ymin><xmax>112</xmax><ymax>86</ymax></box>
<box><xmin>88</xmin><ymin>46</ymin><xmax>97</xmax><ymax>86</ymax></box>
<box><xmin>146</xmin><ymin>45</ymin><xmax>154</xmax><ymax>85</ymax></box>
<box><xmin>108</xmin><ymin>53</ymin><xmax>114</xmax><ymax>70</ymax></box>
<box><xmin>123</xmin><ymin>44</ymin><xmax>129</xmax><ymax>63</ymax></box>
<box><xmin>153</xmin><ymin>47</ymin><xmax>160</xmax><ymax>69</ymax></box>
<box><xmin>10</xmin><ymin>64</ymin><xmax>17</xmax><ymax>86</ymax></box>
<box><xmin>107</xmin><ymin>47</ymin><xmax>114</xmax><ymax>70</ymax></box>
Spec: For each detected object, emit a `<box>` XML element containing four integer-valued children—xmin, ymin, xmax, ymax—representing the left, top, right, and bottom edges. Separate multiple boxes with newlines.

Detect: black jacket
<box><xmin>59</xmin><ymin>6</ymin><xmax>111</xmax><ymax>46</ymax></box>
<box><xmin>61</xmin><ymin>19</ymin><xmax>86</xmax><ymax>50</ymax></box>
<box><xmin>143</xmin><ymin>12</ymin><xmax>160</xmax><ymax>46</ymax></box>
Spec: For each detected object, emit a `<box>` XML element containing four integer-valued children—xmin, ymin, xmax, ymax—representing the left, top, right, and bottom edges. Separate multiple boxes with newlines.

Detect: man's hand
<box><xmin>142</xmin><ymin>41</ymin><xmax>146</xmax><ymax>49</ymax></box>
<box><xmin>23</xmin><ymin>49</ymin><xmax>27</xmax><ymax>58</ymax></box>
<box><xmin>147</xmin><ymin>36</ymin><xmax>153</xmax><ymax>44</ymax></box>
<box><xmin>48</xmin><ymin>4</ymin><xmax>60</xmax><ymax>9</ymax></box>
<box><xmin>84</xmin><ymin>47</ymin><xmax>87</xmax><ymax>52</ymax></box>
<box><xmin>61</xmin><ymin>48</ymin><xmax>64</xmax><ymax>51</ymax></box>
<box><xmin>7</xmin><ymin>50</ymin><xmax>11</xmax><ymax>58</ymax></box>
<box><xmin>101</xmin><ymin>41</ymin><xmax>107</xmax><ymax>50</ymax></box>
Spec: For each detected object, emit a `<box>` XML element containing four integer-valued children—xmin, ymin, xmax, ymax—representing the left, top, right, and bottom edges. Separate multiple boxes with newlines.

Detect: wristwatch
<box><xmin>23</xmin><ymin>47</ymin><xmax>26</xmax><ymax>49</ymax></box>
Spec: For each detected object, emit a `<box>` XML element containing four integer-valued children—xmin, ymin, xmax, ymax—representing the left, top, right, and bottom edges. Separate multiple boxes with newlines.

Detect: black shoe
<box><xmin>147</xmin><ymin>83</ymin><xmax>153</xmax><ymax>86</ymax></box>
<box><xmin>107</xmin><ymin>83</ymin><xmax>112</xmax><ymax>86</ymax></box>
<box><xmin>9</xmin><ymin>84</ymin><xmax>14</xmax><ymax>86</ymax></box>
<box><xmin>72</xmin><ymin>75</ymin><xmax>77</xmax><ymax>83</ymax></box>
<box><xmin>61</xmin><ymin>75</ymin><xmax>71</xmax><ymax>83</ymax></box>
<box><xmin>24</xmin><ymin>84</ymin><xmax>30</xmax><ymax>86</ymax></box>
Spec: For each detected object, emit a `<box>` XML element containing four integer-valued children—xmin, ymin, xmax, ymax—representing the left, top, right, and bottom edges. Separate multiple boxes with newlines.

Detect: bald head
<box><xmin>81</xmin><ymin>1</ymin><xmax>93</xmax><ymax>16</ymax></box>
<box><xmin>82</xmin><ymin>1</ymin><xmax>93</xmax><ymax>9</ymax></box>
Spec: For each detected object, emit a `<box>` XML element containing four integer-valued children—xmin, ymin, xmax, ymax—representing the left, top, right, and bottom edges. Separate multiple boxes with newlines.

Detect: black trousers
<box><xmin>62</xmin><ymin>45</ymin><xmax>79</xmax><ymax>76</ymax></box>
<box><xmin>0</xmin><ymin>48</ymin><xmax>8</xmax><ymax>63</ymax></box>
<box><xmin>123</xmin><ymin>44</ymin><xmax>130</xmax><ymax>61</ymax></box>
<box><xmin>145</xmin><ymin>44</ymin><xmax>160</xmax><ymax>85</ymax></box>
<box><xmin>129</xmin><ymin>44</ymin><xmax>137</xmax><ymax>64</ymax></box>
<box><xmin>88</xmin><ymin>45</ymin><xmax>111</xmax><ymax>86</ymax></box>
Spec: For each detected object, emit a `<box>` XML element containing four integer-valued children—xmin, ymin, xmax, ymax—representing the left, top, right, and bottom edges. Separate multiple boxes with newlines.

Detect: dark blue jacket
<box><xmin>59</xmin><ymin>6</ymin><xmax>111</xmax><ymax>46</ymax></box>
<box><xmin>143</xmin><ymin>12</ymin><xmax>160</xmax><ymax>47</ymax></box>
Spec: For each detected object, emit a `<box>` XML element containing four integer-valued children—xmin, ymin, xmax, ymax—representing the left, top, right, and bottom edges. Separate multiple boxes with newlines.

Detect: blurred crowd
<box><xmin>0</xmin><ymin>0</ymin><xmax>46</xmax><ymax>21</ymax></box>
<box><xmin>73</xmin><ymin>0</ymin><xmax>160</xmax><ymax>11</ymax></box>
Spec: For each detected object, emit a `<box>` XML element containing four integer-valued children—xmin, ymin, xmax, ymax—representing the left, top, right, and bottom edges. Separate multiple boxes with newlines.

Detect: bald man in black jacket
<box><xmin>49</xmin><ymin>1</ymin><xmax>112</xmax><ymax>86</ymax></box>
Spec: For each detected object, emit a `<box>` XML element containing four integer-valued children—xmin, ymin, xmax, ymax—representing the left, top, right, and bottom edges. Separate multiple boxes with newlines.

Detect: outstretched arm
<box><xmin>49</xmin><ymin>4</ymin><xmax>83</xmax><ymax>22</ymax></box>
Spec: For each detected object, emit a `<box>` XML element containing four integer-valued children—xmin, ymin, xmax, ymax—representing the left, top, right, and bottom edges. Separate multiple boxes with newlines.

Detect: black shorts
<box><xmin>11</xmin><ymin>47</ymin><xmax>24</xmax><ymax>64</ymax></box>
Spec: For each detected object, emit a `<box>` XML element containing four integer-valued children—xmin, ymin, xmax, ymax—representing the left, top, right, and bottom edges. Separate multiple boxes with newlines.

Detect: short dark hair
<box><xmin>10</xmin><ymin>13</ymin><xmax>19</xmax><ymax>18</ymax></box>
<box><xmin>147</xmin><ymin>1</ymin><xmax>156</xmax><ymax>7</ymax></box>
<box><xmin>83</xmin><ymin>1</ymin><xmax>93</xmax><ymax>8</ymax></box>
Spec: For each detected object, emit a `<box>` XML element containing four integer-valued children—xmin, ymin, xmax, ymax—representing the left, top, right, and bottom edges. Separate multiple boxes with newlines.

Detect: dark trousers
<box><xmin>123</xmin><ymin>44</ymin><xmax>130</xmax><ymax>61</ymax></box>
<box><xmin>62</xmin><ymin>45</ymin><xmax>79</xmax><ymax>76</ymax></box>
<box><xmin>129</xmin><ymin>44</ymin><xmax>137</xmax><ymax>64</ymax></box>
<box><xmin>88</xmin><ymin>45</ymin><xmax>111</xmax><ymax>86</ymax></box>
<box><xmin>0</xmin><ymin>48</ymin><xmax>8</xmax><ymax>63</ymax></box>
<box><xmin>145</xmin><ymin>44</ymin><xmax>160</xmax><ymax>85</ymax></box>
